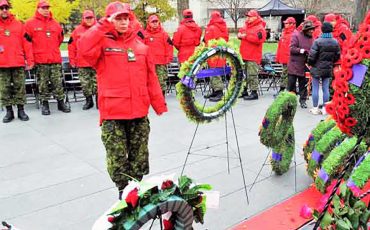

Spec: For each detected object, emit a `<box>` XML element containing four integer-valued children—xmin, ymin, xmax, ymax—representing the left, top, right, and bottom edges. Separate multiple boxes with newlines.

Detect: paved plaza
<box><xmin>0</xmin><ymin>90</ymin><xmax>325</xmax><ymax>229</ymax></box>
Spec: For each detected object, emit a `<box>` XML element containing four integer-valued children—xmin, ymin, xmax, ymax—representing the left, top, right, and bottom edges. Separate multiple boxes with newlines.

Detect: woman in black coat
<box><xmin>307</xmin><ymin>22</ymin><xmax>340</xmax><ymax>115</ymax></box>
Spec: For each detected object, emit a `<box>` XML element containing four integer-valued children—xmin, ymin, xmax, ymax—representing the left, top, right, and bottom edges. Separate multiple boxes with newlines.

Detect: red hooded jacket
<box><xmin>143</xmin><ymin>17</ymin><xmax>173</xmax><ymax>65</ymax></box>
<box><xmin>24</xmin><ymin>11</ymin><xmax>63</xmax><ymax>64</ymax></box>
<box><xmin>173</xmin><ymin>18</ymin><xmax>202</xmax><ymax>63</ymax></box>
<box><xmin>68</xmin><ymin>17</ymin><xmax>96</xmax><ymax>67</ymax></box>
<box><xmin>238</xmin><ymin>17</ymin><xmax>266</xmax><ymax>63</ymax></box>
<box><xmin>204</xmin><ymin>11</ymin><xmax>229</xmax><ymax>67</ymax></box>
<box><xmin>0</xmin><ymin>14</ymin><xmax>34</xmax><ymax>68</ymax></box>
<box><xmin>275</xmin><ymin>26</ymin><xmax>295</xmax><ymax>64</ymax></box>
<box><xmin>79</xmin><ymin>18</ymin><xmax>167</xmax><ymax>124</ymax></box>
<box><xmin>333</xmin><ymin>19</ymin><xmax>352</xmax><ymax>51</ymax></box>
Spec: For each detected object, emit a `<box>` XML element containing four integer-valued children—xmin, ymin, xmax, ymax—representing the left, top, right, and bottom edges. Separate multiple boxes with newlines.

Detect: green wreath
<box><xmin>176</xmin><ymin>39</ymin><xmax>244</xmax><ymax>123</ymax></box>
<box><xmin>347</xmin><ymin>150</ymin><xmax>370</xmax><ymax>192</ymax></box>
<box><xmin>259</xmin><ymin>91</ymin><xmax>297</xmax><ymax>174</ymax></box>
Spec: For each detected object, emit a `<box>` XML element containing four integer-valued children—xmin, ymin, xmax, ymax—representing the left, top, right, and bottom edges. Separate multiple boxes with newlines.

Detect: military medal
<box><xmin>127</xmin><ymin>48</ymin><xmax>136</xmax><ymax>62</ymax></box>
<box><xmin>46</xmin><ymin>30</ymin><xmax>51</xmax><ymax>38</ymax></box>
<box><xmin>4</xmin><ymin>29</ymin><xmax>10</xmax><ymax>37</ymax></box>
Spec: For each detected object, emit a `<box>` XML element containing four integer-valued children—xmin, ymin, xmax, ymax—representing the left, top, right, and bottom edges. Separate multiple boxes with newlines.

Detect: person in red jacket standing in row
<box><xmin>68</xmin><ymin>10</ymin><xmax>97</xmax><ymax>110</ymax></box>
<box><xmin>0</xmin><ymin>0</ymin><xmax>33</xmax><ymax>123</ymax></box>
<box><xmin>79</xmin><ymin>2</ymin><xmax>167</xmax><ymax>198</ymax></box>
<box><xmin>24</xmin><ymin>0</ymin><xmax>70</xmax><ymax>115</ymax></box>
<box><xmin>173</xmin><ymin>9</ymin><xmax>202</xmax><ymax>64</ymax></box>
<box><xmin>276</xmin><ymin>17</ymin><xmax>296</xmax><ymax>92</ymax></box>
<box><xmin>143</xmin><ymin>14</ymin><xmax>173</xmax><ymax>95</ymax></box>
<box><xmin>324</xmin><ymin>13</ymin><xmax>352</xmax><ymax>52</ymax></box>
<box><xmin>238</xmin><ymin>10</ymin><xmax>266</xmax><ymax>100</ymax></box>
<box><xmin>203</xmin><ymin>10</ymin><xmax>229</xmax><ymax>102</ymax></box>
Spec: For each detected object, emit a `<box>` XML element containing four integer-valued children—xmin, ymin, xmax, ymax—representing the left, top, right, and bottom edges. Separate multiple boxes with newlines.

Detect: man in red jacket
<box><xmin>238</xmin><ymin>10</ymin><xmax>266</xmax><ymax>100</ymax></box>
<box><xmin>143</xmin><ymin>14</ymin><xmax>173</xmax><ymax>95</ymax></box>
<box><xmin>276</xmin><ymin>17</ymin><xmax>296</xmax><ymax>92</ymax></box>
<box><xmin>324</xmin><ymin>13</ymin><xmax>352</xmax><ymax>52</ymax></box>
<box><xmin>68</xmin><ymin>10</ymin><xmax>97</xmax><ymax>110</ymax></box>
<box><xmin>79</xmin><ymin>2</ymin><xmax>168</xmax><ymax>198</ymax></box>
<box><xmin>0</xmin><ymin>0</ymin><xmax>33</xmax><ymax>123</ymax></box>
<box><xmin>24</xmin><ymin>0</ymin><xmax>70</xmax><ymax>115</ymax></box>
<box><xmin>204</xmin><ymin>10</ymin><xmax>229</xmax><ymax>102</ymax></box>
<box><xmin>173</xmin><ymin>9</ymin><xmax>202</xmax><ymax>64</ymax></box>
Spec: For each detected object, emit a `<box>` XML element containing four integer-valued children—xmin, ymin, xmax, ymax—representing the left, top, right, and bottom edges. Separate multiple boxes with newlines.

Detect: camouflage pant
<box><xmin>155</xmin><ymin>64</ymin><xmax>168</xmax><ymax>92</ymax></box>
<box><xmin>36</xmin><ymin>64</ymin><xmax>65</xmax><ymax>101</ymax></box>
<box><xmin>79</xmin><ymin>67</ymin><xmax>96</xmax><ymax>97</ymax></box>
<box><xmin>244</xmin><ymin>61</ymin><xmax>259</xmax><ymax>91</ymax></box>
<box><xmin>0</xmin><ymin>67</ymin><xmax>26</xmax><ymax>107</ymax></box>
<box><xmin>210</xmin><ymin>76</ymin><xmax>223</xmax><ymax>91</ymax></box>
<box><xmin>101</xmin><ymin>117</ymin><xmax>150</xmax><ymax>190</ymax></box>
<box><xmin>280</xmin><ymin>64</ymin><xmax>288</xmax><ymax>88</ymax></box>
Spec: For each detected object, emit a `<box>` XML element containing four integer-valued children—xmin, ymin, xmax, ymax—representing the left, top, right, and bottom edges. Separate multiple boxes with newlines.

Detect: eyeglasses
<box><xmin>41</xmin><ymin>6</ymin><xmax>50</xmax><ymax>10</ymax></box>
<box><xmin>85</xmin><ymin>16</ymin><xmax>94</xmax><ymax>19</ymax></box>
<box><xmin>151</xmin><ymin>20</ymin><xmax>159</xmax><ymax>23</ymax></box>
<box><xmin>0</xmin><ymin>6</ymin><xmax>9</xmax><ymax>11</ymax></box>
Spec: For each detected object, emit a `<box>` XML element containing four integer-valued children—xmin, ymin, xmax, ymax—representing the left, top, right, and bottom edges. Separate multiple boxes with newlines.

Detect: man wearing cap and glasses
<box><xmin>68</xmin><ymin>10</ymin><xmax>97</xmax><ymax>110</ymax></box>
<box><xmin>0</xmin><ymin>0</ymin><xmax>34</xmax><ymax>123</ymax></box>
<box><xmin>143</xmin><ymin>14</ymin><xmax>173</xmax><ymax>96</ymax></box>
<box><xmin>79</xmin><ymin>2</ymin><xmax>167</xmax><ymax>199</ymax></box>
<box><xmin>238</xmin><ymin>10</ymin><xmax>266</xmax><ymax>100</ymax></box>
<box><xmin>276</xmin><ymin>17</ymin><xmax>296</xmax><ymax>92</ymax></box>
<box><xmin>287</xmin><ymin>20</ymin><xmax>315</xmax><ymax>109</ymax></box>
<box><xmin>24</xmin><ymin>0</ymin><xmax>70</xmax><ymax>115</ymax></box>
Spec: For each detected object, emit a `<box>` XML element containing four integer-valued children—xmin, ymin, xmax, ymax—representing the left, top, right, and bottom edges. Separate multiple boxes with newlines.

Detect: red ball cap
<box><xmin>306</xmin><ymin>15</ymin><xmax>318</xmax><ymax>22</ymax></box>
<box><xmin>83</xmin><ymin>10</ymin><xmax>94</xmax><ymax>18</ymax></box>
<box><xmin>182</xmin><ymin>9</ymin><xmax>193</xmax><ymax>17</ymax></box>
<box><xmin>105</xmin><ymin>1</ymin><xmax>130</xmax><ymax>17</ymax></box>
<box><xmin>0</xmin><ymin>0</ymin><xmax>9</xmax><ymax>7</ymax></box>
<box><xmin>37</xmin><ymin>0</ymin><xmax>50</xmax><ymax>8</ymax></box>
<box><xmin>246</xmin><ymin>10</ymin><xmax>259</xmax><ymax>17</ymax></box>
<box><xmin>324</xmin><ymin>13</ymin><xmax>336</xmax><ymax>22</ymax></box>
<box><xmin>148</xmin><ymin>14</ymin><xmax>159</xmax><ymax>22</ymax></box>
<box><xmin>283</xmin><ymin>17</ymin><xmax>296</xmax><ymax>24</ymax></box>
<box><xmin>211</xmin><ymin>10</ymin><xmax>221</xmax><ymax>18</ymax></box>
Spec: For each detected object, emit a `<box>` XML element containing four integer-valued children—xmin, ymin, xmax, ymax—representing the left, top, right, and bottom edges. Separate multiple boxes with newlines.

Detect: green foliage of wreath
<box><xmin>303</xmin><ymin>119</ymin><xmax>336</xmax><ymax>163</ymax></box>
<box><xmin>176</xmin><ymin>39</ymin><xmax>244</xmax><ymax>123</ymax></box>
<box><xmin>259</xmin><ymin>91</ymin><xmax>297</xmax><ymax>174</ymax></box>
<box><xmin>349</xmin><ymin>151</ymin><xmax>370</xmax><ymax>189</ymax></box>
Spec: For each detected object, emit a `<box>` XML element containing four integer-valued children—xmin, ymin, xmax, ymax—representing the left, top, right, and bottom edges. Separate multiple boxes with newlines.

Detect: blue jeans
<box><xmin>311</xmin><ymin>77</ymin><xmax>330</xmax><ymax>107</ymax></box>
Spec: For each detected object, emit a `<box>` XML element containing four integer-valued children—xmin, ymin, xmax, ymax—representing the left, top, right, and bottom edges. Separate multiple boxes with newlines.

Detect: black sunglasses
<box><xmin>0</xmin><ymin>6</ymin><xmax>9</xmax><ymax>10</ymax></box>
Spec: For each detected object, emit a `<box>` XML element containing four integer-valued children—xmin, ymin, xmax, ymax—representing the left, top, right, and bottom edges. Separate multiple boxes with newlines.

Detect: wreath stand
<box><xmin>180</xmin><ymin>106</ymin><xmax>250</xmax><ymax>204</ymax></box>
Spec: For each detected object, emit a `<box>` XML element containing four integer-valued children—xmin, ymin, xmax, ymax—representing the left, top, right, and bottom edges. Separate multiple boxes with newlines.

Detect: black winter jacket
<box><xmin>308</xmin><ymin>35</ymin><xmax>340</xmax><ymax>78</ymax></box>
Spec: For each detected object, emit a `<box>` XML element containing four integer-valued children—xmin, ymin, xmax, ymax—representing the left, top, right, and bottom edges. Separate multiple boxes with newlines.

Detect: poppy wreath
<box><xmin>303</xmin><ymin>118</ymin><xmax>337</xmax><ymax>163</ymax></box>
<box><xmin>259</xmin><ymin>91</ymin><xmax>297</xmax><ymax>175</ymax></box>
<box><xmin>176</xmin><ymin>39</ymin><xmax>244</xmax><ymax>123</ymax></box>
<box><xmin>347</xmin><ymin>150</ymin><xmax>370</xmax><ymax>196</ymax></box>
<box><xmin>326</xmin><ymin>12</ymin><xmax>370</xmax><ymax>143</ymax></box>
<box><xmin>106</xmin><ymin>175</ymin><xmax>211</xmax><ymax>230</ymax></box>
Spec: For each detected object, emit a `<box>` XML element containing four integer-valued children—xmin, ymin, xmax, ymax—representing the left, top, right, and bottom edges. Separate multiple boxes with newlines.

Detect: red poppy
<box><xmin>361</xmin><ymin>45</ymin><xmax>370</xmax><ymax>58</ymax></box>
<box><xmin>325</xmin><ymin>103</ymin><xmax>335</xmax><ymax>115</ymax></box>
<box><xmin>344</xmin><ymin>68</ymin><xmax>353</xmax><ymax>81</ymax></box>
<box><xmin>336</xmin><ymin>108</ymin><xmax>346</xmax><ymax>120</ymax></box>
<box><xmin>107</xmin><ymin>216</ymin><xmax>115</xmax><ymax>223</ymax></box>
<box><xmin>163</xmin><ymin>219</ymin><xmax>174</xmax><ymax>230</ymax></box>
<box><xmin>344</xmin><ymin>117</ymin><xmax>358</xmax><ymax>127</ymax></box>
<box><xmin>161</xmin><ymin>180</ymin><xmax>174</xmax><ymax>190</ymax></box>
<box><xmin>337</xmin><ymin>122</ymin><xmax>351</xmax><ymax>135</ymax></box>
<box><xmin>342</xmin><ymin>55</ymin><xmax>353</xmax><ymax>68</ymax></box>
<box><xmin>334</xmin><ymin>69</ymin><xmax>347</xmax><ymax>81</ymax></box>
<box><xmin>300</xmin><ymin>204</ymin><xmax>313</xmax><ymax>219</ymax></box>
<box><xmin>125</xmin><ymin>188</ymin><xmax>139</xmax><ymax>208</ymax></box>
<box><xmin>341</xmin><ymin>105</ymin><xmax>350</xmax><ymax>115</ymax></box>
<box><xmin>361</xmin><ymin>32</ymin><xmax>370</xmax><ymax>44</ymax></box>
<box><xmin>345</xmin><ymin>94</ymin><xmax>356</xmax><ymax>105</ymax></box>
<box><xmin>359</xmin><ymin>24</ymin><xmax>370</xmax><ymax>33</ymax></box>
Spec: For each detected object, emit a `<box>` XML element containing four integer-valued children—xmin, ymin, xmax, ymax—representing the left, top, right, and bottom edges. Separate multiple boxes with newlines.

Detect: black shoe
<box><xmin>41</xmin><ymin>101</ymin><xmax>50</xmax><ymax>115</ymax></box>
<box><xmin>204</xmin><ymin>90</ymin><xmax>216</xmax><ymax>99</ymax></box>
<box><xmin>244</xmin><ymin>91</ymin><xmax>258</xmax><ymax>100</ymax></box>
<box><xmin>209</xmin><ymin>90</ymin><xmax>223</xmax><ymax>102</ymax></box>
<box><xmin>57</xmin><ymin>100</ymin><xmax>71</xmax><ymax>113</ymax></box>
<box><xmin>2</xmin><ymin>106</ymin><xmax>14</xmax><ymax>123</ymax></box>
<box><xmin>300</xmin><ymin>101</ymin><xmax>308</xmax><ymax>108</ymax></box>
<box><xmin>82</xmin><ymin>96</ymin><xmax>94</xmax><ymax>110</ymax></box>
<box><xmin>17</xmin><ymin>105</ymin><xmax>29</xmax><ymax>121</ymax></box>
<box><xmin>239</xmin><ymin>90</ymin><xmax>249</xmax><ymax>98</ymax></box>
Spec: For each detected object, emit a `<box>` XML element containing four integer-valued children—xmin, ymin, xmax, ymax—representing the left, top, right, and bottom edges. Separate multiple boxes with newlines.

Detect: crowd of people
<box><xmin>0</xmin><ymin>0</ymin><xmax>356</xmax><ymax>197</ymax></box>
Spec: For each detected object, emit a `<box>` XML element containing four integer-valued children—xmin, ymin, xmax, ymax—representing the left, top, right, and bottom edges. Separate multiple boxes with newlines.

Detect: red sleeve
<box><xmin>204</xmin><ymin>26</ymin><xmax>215</xmax><ymax>44</ymax></box>
<box><xmin>68</xmin><ymin>30</ymin><xmax>78</xmax><ymax>66</ymax></box>
<box><xmin>79</xmin><ymin>18</ymin><xmax>114</xmax><ymax>67</ymax></box>
<box><xmin>165</xmin><ymin>33</ymin><xmax>173</xmax><ymax>63</ymax></box>
<box><xmin>172</xmin><ymin>27</ymin><xmax>182</xmax><ymax>50</ymax></box>
<box><xmin>57</xmin><ymin>22</ymin><xmax>63</xmax><ymax>45</ymax></box>
<box><xmin>245</xmin><ymin>27</ymin><xmax>266</xmax><ymax>45</ymax></box>
<box><xmin>21</xmin><ymin>24</ymin><xmax>34</xmax><ymax>67</ymax></box>
<box><xmin>195</xmin><ymin>27</ymin><xmax>202</xmax><ymax>46</ymax></box>
<box><xmin>147</xmin><ymin>52</ymin><xmax>168</xmax><ymax>114</ymax></box>
<box><xmin>276</xmin><ymin>40</ymin><xmax>282</xmax><ymax>63</ymax></box>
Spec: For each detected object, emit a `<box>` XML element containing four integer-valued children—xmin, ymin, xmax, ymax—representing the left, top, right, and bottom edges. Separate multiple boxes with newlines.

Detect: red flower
<box><xmin>345</xmin><ymin>94</ymin><xmax>356</xmax><ymax>105</ymax></box>
<box><xmin>125</xmin><ymin>188</ymin><xmax>139</xmax><ymax>208</ymax></box>
<box><xmin>344</xmin><ymin>68</ymin><xmax>353</xmax><ymax>81</ymax></box>
<box><xmin>107</xmin><ymin>216</ymin><xmax>115</xmax><ymax>223</ymax></box>
<box><xmin>337</xmin><ymin>123</ymin><xmax>351</xmax><ymax>135</ymax></box>
<box><xmin>325</xmin><ymin>103</ymin><xmax>335</xmax><ymax>115</ymax></box>
<box><xmin>161</xmin><ymin>180</ymin><xmax>174</xmax><ymax>190</ymax></box>
<box><xmin>344</xmin><ymin>117</ymin><xmax>358</xmax><ymax>127</ymax></box>
<box><xmin>361</xmin><ymin>45</ymin><xmax>370</xmax><ymax>58</ymax></box>
<box><xmin>300</xmin><ymin>204</ymin><xmax>313</xmax><ymax>219</ymax></box>
<box><xmin>317</xmin><ymin>194</ymin><xmax>330</xmax><ymax>213</ymax></box>
<box><xmin>334</xmin><ymin>80</ymin><xmax>349</xmax><ymax>92</ymax></box>
<box><xmin>341</xmin><ymin>106</ymin><xmax>350</xmax><ymax>115</ymax></box>
<box><xmin>163</xmin><ymin>219</ymin><xmax>174</xmax><ymax>230</ymax></box>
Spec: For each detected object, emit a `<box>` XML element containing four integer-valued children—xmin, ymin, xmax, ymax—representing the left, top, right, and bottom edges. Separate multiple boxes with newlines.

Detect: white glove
<box><xmin>300</xmin><ymin>49</ymin><xmax>305</xmax><ymax>54</ymax></box>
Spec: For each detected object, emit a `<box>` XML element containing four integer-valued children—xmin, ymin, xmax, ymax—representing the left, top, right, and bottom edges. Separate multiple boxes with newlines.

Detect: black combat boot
<box><xmin>41</xmin><ymin>101</ymin><xmax>50</xmax><ymax>115</ymax></box>
<box><xmin>82</xmin><ymin>96</ymin><xmax>94</xmax><ymax>110</ymax></box>
<box><xmin>17</xmin><ymin>104</ymin><xmax>29</xmax><ymax>121</ymax></box>
<box><xmin>2</xmin><ymin>106</ymin><xmax>14</xmax><ymax>123</ymax></box>
<box><xmin>57</xmin><ymin>100</ymin><xmax>71</xmax><ymax>113</ymax></box>
<box><xmin>204</xmin><ymin>90</ymin><xmax>216</xmax><ymax>99</ymax></box>
<box><xmin>209</xmin><ymin>90</ymin><xmax>223</xmax><ymax>102</ymax></box>
<box><xmin>244</xmin><ymin>90</ymin><xmax>258</xmax><ymax>100</ymax></box>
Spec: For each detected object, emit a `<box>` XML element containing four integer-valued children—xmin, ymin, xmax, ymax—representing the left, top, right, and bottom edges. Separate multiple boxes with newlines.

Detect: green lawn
<box><xmin>61</xmin><ymin>42</ymin><xmax>68</xmax><ymax>51</ymax></box>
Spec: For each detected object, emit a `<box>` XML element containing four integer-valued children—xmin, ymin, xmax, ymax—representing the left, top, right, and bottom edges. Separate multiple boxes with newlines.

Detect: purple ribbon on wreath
<box><xmin>318</xmin><ymin>168</ymin><xmax>329</xmax><ymax>183</ymax></box>
<box><xmin>181</xmin><ymin>76</ymin><xmax>196</xmax><ymax>89</ymax></box>
<box><xmin>354</xmin><ymin>151</ymin><xmax>370</xmax><ymax>168</ymax></box>
<box><xmin>308</xmin><ymin>134</ymin><xmax>314</xmax><ymax>142</ymax></box>
<box><xmin>272</xmin><ymin>151</ymin><xmax>282</xmax><ymax>161</ymax></box>
<box><xmin>262</xmin><ymin>118</ymin><xmax>270</xmax><ymax>129</ymax></box>
<box><xmin>311</xmin><ymin>149</ymin><xmax>323</xmax><ymax>163</ymax></box>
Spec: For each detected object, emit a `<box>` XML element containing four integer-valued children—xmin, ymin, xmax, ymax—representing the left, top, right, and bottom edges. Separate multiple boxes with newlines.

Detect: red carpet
<box><xmin>231</xmin><ymin>186</ymin><xmax>321</xmax><ymax>230</ymax></box>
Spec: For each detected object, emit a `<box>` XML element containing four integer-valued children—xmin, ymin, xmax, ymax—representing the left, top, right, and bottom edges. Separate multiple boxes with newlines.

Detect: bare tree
<box><xmin>354</xmin><ymin>0</ymin><xmax>369</xmax><ymax>30</ymax></box>
<box><xmin>283</xmin><ymin>0</ymin><xmax>322</xmax><ymax>14</ymax></box>
<box><xmin>177</xmin><ymin>0</ymin><xmax>189</xmax><ymax>20</ymax></box>
<box><xmin>207</xmin><ymin>0</ymin><xmax>250</xmax><ymax>30</ymax></box>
